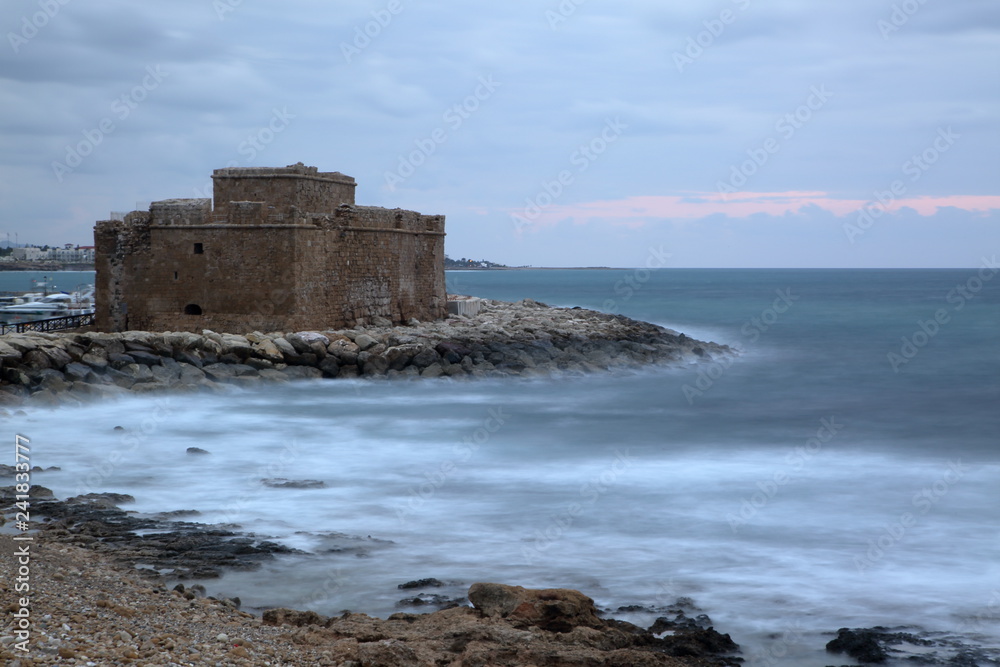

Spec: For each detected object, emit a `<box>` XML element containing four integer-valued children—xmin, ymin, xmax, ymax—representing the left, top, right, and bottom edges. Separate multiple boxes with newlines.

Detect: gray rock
<box><xmin>2</xmin><ymin>365</ymin><xmax>30</xmax><ymax>385</ymax></box>
<box><xmin>34</xmin><ymin>369</ymin><xmax>70</xmax><ymax>391</ymax></box>
<box><xmin>252</xmin><ymin>339</ymin><xmax>284</xmax><ymax>363</ymax></box>
<box><xmin>108</xmin><ymin>353</ymin><xmax>136</xmax><ymax>369</ymax></box>
<box><xmin>338</xmin><ymin>365</ymin><xmax>360</xmax><ymax>378</ymax></box>
<box><xmin>203</xmin><ymin>363</ymin><xmax>237</xmax><ymax>382</ymax></box>
<box><xmin>385</xmin><ymin>344</ymin><xmax>422</xmax><ymax>371</ymax></box>
<box><xmin>80</xmin><ymin>351</ymin><xmax>109</xmax><ymax>370</ymax></box>
<box><xmin>63</xmin><ymin>362</ymin><xmax>95</xmax><ymax>383</ymax></box>
<box><xmin>354</xmin><ymin>333</ymin><xmax>379</xmax><ymax>351</ymax></box>
<box><xmin>362</xmin><ymin>355</ymin><xmax>390</xmax><ymax>376</ymax></box>
<box><xmin>128</xmin><ymin>349</ymin><xmax>163</xmax><ymax>366</ymax></box>
<box><xmin>261</xmin><ymin>478</ymin><xmax>326</xmax><ymax>489</ymax></box>
<box><xmin>174</xmin><ymin>350</ymin><xmax>204</xmax><ymax>368</ymax></box>
<box><xmin>272</xmin><ymin>337</ymin><xmax>297</xmax><ymax>358</ymax></box>
<box><xmin>281</xmin><ymin>366</ymin><xmax>322</xmax><ymax>380</ymax></box>
<box><xmin>42</xmin><ymin>346</ymin><xmax>74</xmax><ymax>369</ymax></box>
<box><xmin>178</xmin><ymin>364</ymin><xmax>207</xmax><ymax>384</ymax></box>
<box><xmin>119</xmin><ymin>363</ymin><xmax>155</xmax><ymax>383</ymax></box>
<box><xmin>420</xmin><ymin>363</ymin><xmax>444</xmax><ymax>378</ymax></box>
<box><xmin>219</xmin><ymin>333</ymin><xmax>253</xmax><ymax>358</ymax></box>
<box><xmin>410</xmin><ymin>348</ymin><xmax>440</xmax><ymax>369</ymax></box>
<box><xmin>150</xmin><ymin>364</ymin><xmax>180</xmax><ymax>384</ymax></box>
<box><xmin>0</xmin><ymin>340</ymin><xmax>23</xmax><ymax>363</ymax></box>
<box><xmin>258</xmin><ymin>368</ymin><xmax>291</xmax><ymax>383</ymax></box>
<box><xmin>21</xmin><ymin>349</ymin><xmax>51</xmax><ymax>370</ymax></box>
<box><xmin>319</xmin><ymin>356</ymin><xmax>340</xmax><ymax>378</ymax></box>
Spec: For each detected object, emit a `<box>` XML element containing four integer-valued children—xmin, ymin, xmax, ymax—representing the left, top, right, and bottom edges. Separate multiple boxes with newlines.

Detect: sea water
<box><xmin>7</xmin><ymin>269</ymin><xmax>999</xmax><ymax>665</ymax></box>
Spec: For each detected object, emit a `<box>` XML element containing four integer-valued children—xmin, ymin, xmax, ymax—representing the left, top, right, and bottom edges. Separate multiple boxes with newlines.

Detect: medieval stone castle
<box><xmin>94</xmin><ymin>163</ymin><xmax>446</xmax><ymax>333</ymax></box>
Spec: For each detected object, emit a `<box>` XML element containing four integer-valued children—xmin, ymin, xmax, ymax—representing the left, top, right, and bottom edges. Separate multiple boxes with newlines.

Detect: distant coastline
<box><xmin>0</xmin><ymin>262</ymin><xmax>95</xmax><ymax>272</ymax></box>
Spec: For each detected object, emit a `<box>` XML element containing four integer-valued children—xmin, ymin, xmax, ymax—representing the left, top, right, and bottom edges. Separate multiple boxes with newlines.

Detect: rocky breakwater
<box><xmin>0</xmin><ymin>298</ymin><xmax>732</xmax><ymax>407</ymax></box>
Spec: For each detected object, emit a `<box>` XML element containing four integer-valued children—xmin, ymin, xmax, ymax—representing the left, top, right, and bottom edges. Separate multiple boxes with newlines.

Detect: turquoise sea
<box><xmin>7</xmin><ymin>268</ymin><xmax>1000</xmax><ymax>665</ymax></box>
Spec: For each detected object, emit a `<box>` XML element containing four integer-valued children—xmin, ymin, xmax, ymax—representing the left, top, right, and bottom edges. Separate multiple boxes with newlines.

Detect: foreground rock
<box><xmin>0</xmin><ymin>297</ymin><xmax>732</xmax><ymax>407</ymax></box>
<box><xmin>261</xmin><ymin>582</ymin><xmax>741</xmax><ymax>666</ymax></box>
<box><xmin>0</xmin><ymin>532</ymin><xmax>741</xmax><ymax>667</ymax></box>
<box><xmin>0</xmin><ymin>487</ymin><xmax>301</xmax><ymax>580</ymax></box>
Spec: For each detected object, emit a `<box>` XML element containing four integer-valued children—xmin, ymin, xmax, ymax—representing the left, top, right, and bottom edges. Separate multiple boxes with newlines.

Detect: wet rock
<box><xmin>318</xmin><ymin>356</ymin><xmax>340</xmax><ymax>378</ymax></box>
<box><xmin>826</xmin><ymin>627</ymin><xmax>889</xmax><ymax>663</ymax></box>
<box><xmin>187</xmin><ymin>447</ymin><xmax>210</xmax><ymax>455</ymax></box>
<box><xmin>63</xmin><ymin>361</ymin><xmax>95</xmax><ymax>382</ymax></box>
<box><xmin>0</xmin><ymin>484</ymin><xmax>54</xmax><ymax>500</ymax></box>
<box><xmin>260</xmin><ymin>478</ymin><xmax>326</xmax><ymax>489</ymax></box>
<box><xmin>66</xmin><ymin>492</ymin><xmax>136</xmax><ymax>507</ymax></box>
<box><xmin>128</xmin><ymin>349</ymin><xmax>163</xmax><ymax>366</ymax></box>
<box><xmin>435</xmin><ymin>340</ymin><xmax>472</xmax><ymax>364</ymax></box>
<box><xmin>395</xmin><ymin>593</ymin><xmax>464</xmax><ymax>610</ymax></box>
<box><xmin>468</xmin><ymin>582</ymin><xmax>603</xmax><ymax>633</ymax></box>
<box><xmin>107</xmin><ymin>352</ymin><xmax>137</xmax><ymax>369</ymax></box>
<box><xmin>420</xmin><ymin>363</ymin><xmax>444</xmax><ymax>378</ymax></box>
<box><xmin>354</xmin><ymin>333</ymin><xmax>379</xmax><ymax>351</ymax></box>
<box><xmin>262</xmin><ymin>608</ymin><xmax>329</xmax><ymax>627</ymax></box>
<box><xmin>398</xmin><ymin>578</ymin><xmax>445</xmax><ymax>590</ymax></box>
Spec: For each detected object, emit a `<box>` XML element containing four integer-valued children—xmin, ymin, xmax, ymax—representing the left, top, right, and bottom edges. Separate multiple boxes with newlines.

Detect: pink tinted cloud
<box><xmin>515</xmin><ymin>192</ymin><xmax>1000</xmax><ymax>228</ymax></box>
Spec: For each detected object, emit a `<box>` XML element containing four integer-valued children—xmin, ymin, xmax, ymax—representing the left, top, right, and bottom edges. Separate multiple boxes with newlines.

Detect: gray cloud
<box><xmin>0</xmin><ymin>0</ymin><xmax>995</xmax><ymax>266</ymax></box>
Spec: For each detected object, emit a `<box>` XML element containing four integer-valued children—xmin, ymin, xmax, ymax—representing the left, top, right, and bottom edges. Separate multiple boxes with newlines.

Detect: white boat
<box><xmin>0</xmin><ymin>285</ymin><xmax>95</xmax><ymax>324</ymax></box>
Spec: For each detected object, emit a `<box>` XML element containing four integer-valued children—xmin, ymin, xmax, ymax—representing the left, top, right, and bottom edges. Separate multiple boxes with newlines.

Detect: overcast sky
<box><xmin>1</xmin><ymin>0</ymin><xmax>997</xmax><ymax>267</ymax></box>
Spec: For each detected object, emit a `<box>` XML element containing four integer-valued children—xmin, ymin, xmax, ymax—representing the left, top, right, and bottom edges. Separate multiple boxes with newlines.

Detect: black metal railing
<box><xmin>0</xmin><ymin>312</ymin><xmax>95</xmax><ymax>335</ymax></box>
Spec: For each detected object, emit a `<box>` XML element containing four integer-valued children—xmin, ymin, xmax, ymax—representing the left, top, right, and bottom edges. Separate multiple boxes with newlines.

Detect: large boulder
<box><xmin>467</xmin><ymin>583</ymin><xmax>603</xmax><ymax>633</ymax></box>
<box><xmin>354</xmin><ymin>333</ymin><xmax>379</xmax><ymax>351</ymax></box>
<box><xmin>219</xmin><ymin>333</ymin><xmax>254</xmax><ymax>358</ymax></box>
<box><xmin>252</xmin><ymin>339</ymin><xmax>284</xmax><ymax>364</ymax></box>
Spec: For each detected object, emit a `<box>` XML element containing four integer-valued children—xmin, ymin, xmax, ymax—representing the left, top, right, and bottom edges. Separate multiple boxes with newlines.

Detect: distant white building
<box><xmin>10</xmin><ymin>245</ymin><xmax>94</xmax><ymax>262</ymax></box>
<box><xmin>12</xmin><ymin>247</ymin><xmax>45</xmax><ymax>261</ymax></box>
<box><xmin>52</xmin><ymin>246</ymin><xmax>94</xmax><ymax>262</ymax></box>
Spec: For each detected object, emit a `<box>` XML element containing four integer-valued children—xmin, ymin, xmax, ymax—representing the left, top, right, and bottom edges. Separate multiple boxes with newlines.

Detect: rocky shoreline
<box><xmin>0</xmin><ymin>297</ymin><xmax>732</xmax><ymax>409</ymax></box>
<box><xmin>3</xmin><ymin>484</ymin><xmax>999</xmax><ymax>666</ymax></box>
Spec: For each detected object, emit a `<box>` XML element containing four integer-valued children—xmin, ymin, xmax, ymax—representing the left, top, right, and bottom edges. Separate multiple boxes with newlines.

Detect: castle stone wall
<box><xmin>95</xmin><ymin>164</ymin><xmax>445</xmax><ymax>334</ymax></box>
